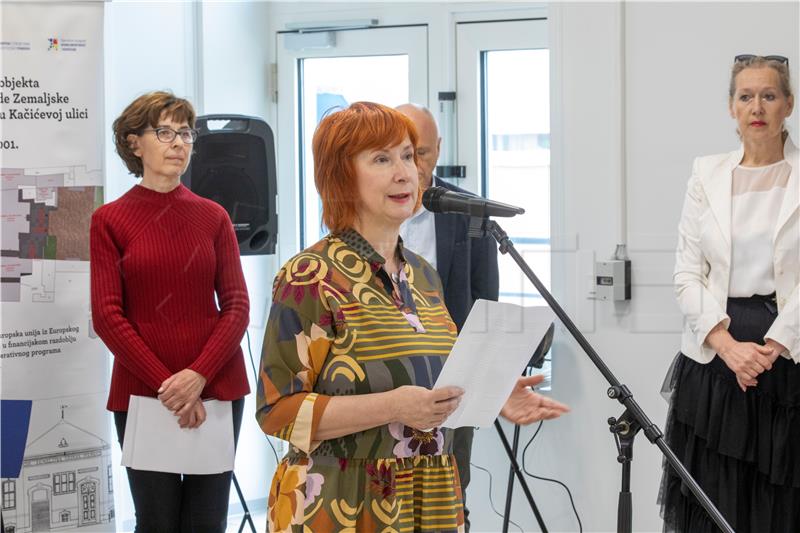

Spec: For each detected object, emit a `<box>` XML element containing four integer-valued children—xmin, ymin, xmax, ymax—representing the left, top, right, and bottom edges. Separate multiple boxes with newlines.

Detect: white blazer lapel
<box><xmin>703</xmin><ymin>148</ymin><xmax>741</xmax><ymax>247</ymax></box>
<box><xmin>774</xmin><ymin>137</ymin><xmax>800</xmax><ymax>241</ymax></box>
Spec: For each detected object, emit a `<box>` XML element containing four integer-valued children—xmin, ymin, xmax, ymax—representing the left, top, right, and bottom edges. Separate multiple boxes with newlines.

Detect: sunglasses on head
<box><xmin>735</xmin><ymin>54</ymin><xmax>789</xmax><ymax>66</ymax></box>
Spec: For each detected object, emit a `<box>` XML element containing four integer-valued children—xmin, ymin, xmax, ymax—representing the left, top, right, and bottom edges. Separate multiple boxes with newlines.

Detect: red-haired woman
<box><xmin>91</xmin><ymin>91</ymin><xmax>249</xmax><ymax>532</ymax></box>
<box><xmin>256</xmin><ymin>101</ymin><xmax>568</xmax><ymax>531</ymax></box>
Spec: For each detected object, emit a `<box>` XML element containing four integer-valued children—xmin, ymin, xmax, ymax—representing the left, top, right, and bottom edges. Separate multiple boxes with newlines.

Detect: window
<box><xmin>60</xmin><ymin>510</ymin><xmax>70</xmax><ymax>522</ymax></box>
<box><xmin>457</xmin><ymin>18</ymin><xmax>553</xmax><ymax>387</ymax></box>
<box><xmin>107</xmin><ymin>464</ymin><xmax>113</xmax><ymax>494</ymax></box>
<box><xmin>298</xmin><ymin>54</ymin><xmax>410</xmax><ymax>247</ymax></box>
<box><xmin>482</xmin><ymin>48</ymin><xmax>551</xmax><ymax>308</ymax></box>
<box><xmin>2</xmin><ymin>479</ymin><xmax>15</xmax><ymax>509</ymax></box>
<box><xmin>276</xmin><ymin>25</ymin><xmax>427</xmax><ymax>259</ymax></box>
<box><xmin>53</xmin><ymin>471</ymin><xmax>76</xmax><ymax>495</ymax></box>
<box><xmin>4</xmin><ymin>525</ymin><xmax>15</xmax><ymax>533</ymax></box>
<box><xmin>457</xmin><ymin>20</ymin><xmax>551</xmax><ymax>306</ymax></box>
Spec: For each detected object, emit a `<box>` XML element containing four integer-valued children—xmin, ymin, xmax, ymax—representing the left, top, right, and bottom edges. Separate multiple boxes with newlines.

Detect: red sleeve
<box><xmin>188</xmin><ymin>209</ymin><xmax>250</xmax><ymax>381</ymax></box>
<box><xmin>90</xmin><ymin>209</ymin><xmax>173</xmax><ymax>391</ymax></box>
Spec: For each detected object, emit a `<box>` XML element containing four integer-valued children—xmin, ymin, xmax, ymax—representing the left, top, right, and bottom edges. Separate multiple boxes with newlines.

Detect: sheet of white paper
<box><xmin>121</xmin><ymin>396</ymin><xmax>234</xmax><ymax>475</ymax></box>
<box><xmin>434</xmin><ymin>299</ymin><xmax>556</xmax><ymax>429</ymax></box>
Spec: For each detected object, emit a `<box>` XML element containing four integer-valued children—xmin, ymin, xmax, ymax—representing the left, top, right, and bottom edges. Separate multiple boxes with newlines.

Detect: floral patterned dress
<box><xmin>257</xmin><ymin>230</ymin><xmax>465</xmax><ymax>532</ymax></box>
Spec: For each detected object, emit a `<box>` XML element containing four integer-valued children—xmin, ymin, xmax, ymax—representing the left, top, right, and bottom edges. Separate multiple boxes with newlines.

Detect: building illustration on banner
<box><xmin>0</xmin><ymin>165</ymin><xmax>102</xmax><ymax>303</ymax></box>
<box><xmin>1</xmin><ymin>405</ymin><xmax>114</xmax><ymax>533</ymax></box>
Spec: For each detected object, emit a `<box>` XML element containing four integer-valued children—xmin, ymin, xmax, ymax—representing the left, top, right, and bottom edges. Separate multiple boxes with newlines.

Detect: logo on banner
<box><xmin>47</xmin><ymin>37</ymin><xmax>87</xmax><ymax>52</ymax></box>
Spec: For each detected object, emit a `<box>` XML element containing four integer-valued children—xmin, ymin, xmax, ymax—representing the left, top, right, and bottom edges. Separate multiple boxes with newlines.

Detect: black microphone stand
<box><xmin>498</xmin><ymin>386</ymin><xmax>545</xmax><ymax>533</ymax></box>
<box><xmin>495</xmin><ymin>416</ymin><xmax>549</xmax><ymax>532</ymax></box>
<box><xmin>232</xmin><ymin>472</ymin><xmax>257</xmax><ymax>532</ymax></box>
<box><xmin>500</xmin><ymin>326</ymin><xmax>554</xmax><ymax>533</ymax></box>
<box><xmin>468</xmin><ymin>216</ymin><xmax>734</xmax><ymax>533</ymax></box>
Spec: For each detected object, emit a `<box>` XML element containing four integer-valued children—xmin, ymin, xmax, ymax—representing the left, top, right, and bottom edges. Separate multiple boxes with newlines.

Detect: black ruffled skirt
<box><xmin>660</xmin><ymin>295</ymin><xmax>800</xmax><ymax>533</ymax></box>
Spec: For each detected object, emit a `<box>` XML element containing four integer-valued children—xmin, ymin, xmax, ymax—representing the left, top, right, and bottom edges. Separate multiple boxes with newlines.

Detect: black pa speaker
<box><xmin>183</xmin><ymin>114</ymin><xmax>278</xmax><ymax>255</ymax></box>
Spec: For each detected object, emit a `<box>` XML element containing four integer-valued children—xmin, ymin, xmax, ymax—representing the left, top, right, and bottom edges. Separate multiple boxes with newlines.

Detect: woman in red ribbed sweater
<box><xmin>91</xmin><ymin>91</ymin><xmax>250</xmax><ymax>532</ymax></box>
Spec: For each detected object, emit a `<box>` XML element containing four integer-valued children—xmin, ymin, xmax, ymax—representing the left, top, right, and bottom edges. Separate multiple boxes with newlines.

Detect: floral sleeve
<box><xmin>256</xmin><ymin>266</ymin><xmax>334</xmax><ymax>455</ymax></box>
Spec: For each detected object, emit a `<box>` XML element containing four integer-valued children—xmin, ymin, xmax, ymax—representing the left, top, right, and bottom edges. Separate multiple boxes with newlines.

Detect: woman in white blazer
<box><xmin>660</xmin><ymin>55</ymin><xmax>797</xmax><ymax>533</ymax></box>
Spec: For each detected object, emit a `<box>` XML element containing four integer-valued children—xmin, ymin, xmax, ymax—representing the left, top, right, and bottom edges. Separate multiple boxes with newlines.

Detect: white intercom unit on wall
<box><xmin>595</xmin><ymin>245</ymin><xmax>631</xmax><ymax>301</ymax></box>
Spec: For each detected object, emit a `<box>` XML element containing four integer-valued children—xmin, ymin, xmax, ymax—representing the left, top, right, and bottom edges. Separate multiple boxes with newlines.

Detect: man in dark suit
<box><xmin>397</xmin><ymin>103</ymin><xmax>499</xmax><ymax>531</ymax></box>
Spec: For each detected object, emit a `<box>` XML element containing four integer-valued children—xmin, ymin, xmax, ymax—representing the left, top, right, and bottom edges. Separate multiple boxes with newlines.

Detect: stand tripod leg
<box><xmin>502</xmin><ymin>424</ymin><xmax>522</xmax><ymax>533</ymax></box>
<box><xmin>494</xmin><ymin>420</ymin><xmax>548</xmax><ymax>532</ymax></box>
<box><xmin>232</xmin><ymin>473</ymin><xmax>257</xmax><ymax>533</ymax></box>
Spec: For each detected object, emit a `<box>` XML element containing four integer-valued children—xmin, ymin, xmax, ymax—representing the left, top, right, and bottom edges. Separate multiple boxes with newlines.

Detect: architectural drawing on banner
<box><xmin>0</xmin><ymin>166</ymin><xmax>102</xmax><ymax>303</ymax></box>
<box><xmin>1</xmin><ymin>405</ymin><xmax>114</xmax><ymax>532</ymax></box>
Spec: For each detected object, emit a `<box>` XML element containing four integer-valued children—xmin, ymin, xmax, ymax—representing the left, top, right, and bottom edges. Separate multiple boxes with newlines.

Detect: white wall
<box><xmin>101</xmin><ymin>1</ymin><xmax>800</xmax><ymax>531</ymax></box>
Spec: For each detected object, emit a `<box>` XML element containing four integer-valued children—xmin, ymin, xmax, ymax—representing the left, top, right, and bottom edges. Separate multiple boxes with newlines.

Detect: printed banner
<box><xmin>0</xmin><ymin>2</ymin><xmax>114</xmax><ymax>531</ymax></box>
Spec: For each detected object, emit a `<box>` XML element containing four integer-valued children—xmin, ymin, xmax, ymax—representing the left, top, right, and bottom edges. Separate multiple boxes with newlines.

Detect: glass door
<box><xmin>276</xmin><ymin>25</ymin><xmax>428</xmax><ymax>256</ymax></box>
<box><xmin>456</xmin><ymin>18</ymin><xmax>552</xmax><ymax>384</ymax></box>
<box><xmin>456</xmin><ymin>19</ymin><xmax>550</xmax><ymax>307</ymax></box>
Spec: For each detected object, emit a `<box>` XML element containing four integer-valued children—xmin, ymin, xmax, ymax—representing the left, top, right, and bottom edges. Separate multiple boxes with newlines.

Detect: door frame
<box><xmin>275</xmin><ymin>24</ymin><xmax>429</xmax><ymax>258</ymax></box>
<box><xmin>455</xmin><ymin>18</ymin><xmax>549</xmax><ymax>196</ymax></box>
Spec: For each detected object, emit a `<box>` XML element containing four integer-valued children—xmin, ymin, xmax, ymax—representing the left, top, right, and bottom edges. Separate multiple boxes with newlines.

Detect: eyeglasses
<box><xmin>142</xmin><ymin>127</ymin><xmax>199</xmax><ymax>144</ymax></box>
<box><xmin>735</xmin><ymin>54</ymin><xmax>789</xmax><ymax>66</ymax></box>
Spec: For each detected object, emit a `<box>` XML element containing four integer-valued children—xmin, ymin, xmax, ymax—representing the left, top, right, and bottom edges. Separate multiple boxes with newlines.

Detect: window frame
<box><xmin>1</xmin><ymin>479</ymin><xmax>15</xmax><ymax>510</ymax></box>
<box><xmin>274</xmin><ymin>24</ymin><xmax>429</xmax><ymax>258</ymax></box>
<box><xmin>53</xmin><ymin>471</ymin><xmax>76</xmax><ymax>495</ymax></box>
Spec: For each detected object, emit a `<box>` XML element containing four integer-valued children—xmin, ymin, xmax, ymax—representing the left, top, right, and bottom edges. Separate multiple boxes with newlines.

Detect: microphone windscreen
<box><xmin>421</xmin><ymin>186</ymin><xmax>448</xmax><ymax>212</ymax></box>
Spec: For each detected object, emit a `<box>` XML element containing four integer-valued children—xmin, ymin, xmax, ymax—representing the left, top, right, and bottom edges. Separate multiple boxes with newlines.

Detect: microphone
<box><xmin>422</xmin><ymin>186</ymin><xmax>525</xmax><ymax>218</ymax></box>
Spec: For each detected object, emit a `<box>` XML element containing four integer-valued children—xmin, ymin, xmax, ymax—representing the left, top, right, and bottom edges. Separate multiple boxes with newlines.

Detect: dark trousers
<box><xmin>453</xmin><ymin>426</ymin><xmax>474</xmax><ymax>532</ymax></box>
<box><xmin>114</xmin><ymin>398</ymin><xmax>244</xmax><ymax>533</ymax></box>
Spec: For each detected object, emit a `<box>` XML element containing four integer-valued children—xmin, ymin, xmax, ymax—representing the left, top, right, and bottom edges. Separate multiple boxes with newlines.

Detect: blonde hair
<box><xmin>729</xmin><ymin>56</ymin><xmax>793</xmax><ymax>100</ymax></box>
<box><xmin>729</xmin><ymin>57</ymin><xmax>794</xmax><ymax>140</ymax></box>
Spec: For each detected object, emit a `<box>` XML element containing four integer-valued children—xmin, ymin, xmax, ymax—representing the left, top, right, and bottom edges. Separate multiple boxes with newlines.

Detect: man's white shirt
<box><xmin>399</xmin><ymin>204</ymin><xmax>437</xmax><ymax>269</ymax></box>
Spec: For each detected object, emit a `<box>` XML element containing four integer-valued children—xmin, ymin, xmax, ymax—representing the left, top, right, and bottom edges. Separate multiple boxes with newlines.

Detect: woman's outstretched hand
<box><xmin>500</xmin><ymin>374</ymin><xmax>570</xmax><ymax>425</ymax></box>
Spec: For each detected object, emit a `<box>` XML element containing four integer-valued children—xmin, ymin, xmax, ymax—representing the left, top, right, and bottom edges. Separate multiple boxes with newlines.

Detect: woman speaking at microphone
<box><xmin>91</xmin><ymin>91</ymin><xmax>250</xmax><ymax>532</ymax></box>
<box><xmin>256</xmin><ymin>101</ymin><xmax>568</xmax><ymax>531</ymax></box>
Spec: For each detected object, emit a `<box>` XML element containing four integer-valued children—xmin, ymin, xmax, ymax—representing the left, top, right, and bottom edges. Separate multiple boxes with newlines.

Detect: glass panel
<box><xmin>483</xmin><ymin>49</ymin><xmax>551</xmax><ymax>384</ymax></box>
<box><xmin>484</xmin><ymin>48</ymin><xmax>550</xmax><ymax>304</ymax></box>
<box><xmin>299</xmin><ymin>55</ymin><xmax>409</xmax><ymax>247</ymax></box>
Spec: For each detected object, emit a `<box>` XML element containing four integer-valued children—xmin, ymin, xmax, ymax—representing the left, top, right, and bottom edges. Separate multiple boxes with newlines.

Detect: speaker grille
<box><xmin>183</xmin><ymin>116</ymin><xmax>278</xmax><ymax>255</ymax></box>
